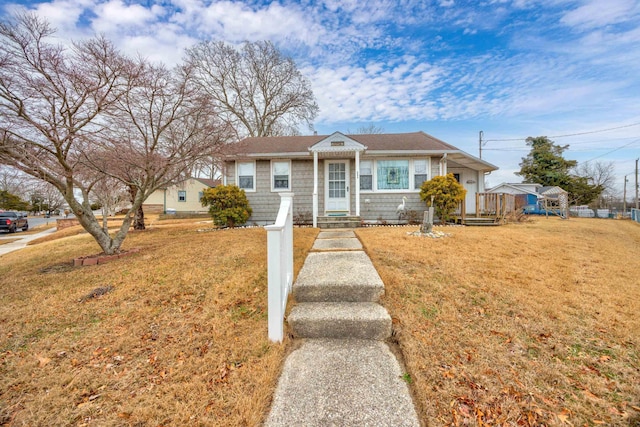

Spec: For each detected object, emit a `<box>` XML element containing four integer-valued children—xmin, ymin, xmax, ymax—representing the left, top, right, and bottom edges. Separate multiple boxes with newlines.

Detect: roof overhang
<box><xmin>439</xmin><ymin>151</ymin><xmax>498</xmax><ymax>171</ymax></box>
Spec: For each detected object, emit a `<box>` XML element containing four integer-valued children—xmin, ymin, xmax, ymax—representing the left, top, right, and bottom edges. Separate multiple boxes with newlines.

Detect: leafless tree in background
<box><xmin>91</xmin><ymin>176</ymin><xmax>128</xmax><ymax>232</ymax></box>
<box><xmin>0</xmin><ymin>13</ymin><xmax>222</xmax><ymax>254</ymax></box>
<box><xmin>351</xmin><ymin>123</ymin><xmax>385</xmax><ymax>134</ymax></box>
<box><xmin>185</xmin><ymin>40</ymin><xmax>319</xmax><ymax>139</ymax></box>
<box><xmin>575</xmin><ymin>161</ymin><xmax>616</xmax><ymax>208</ymax></box>
<box><xmin>90</xmin><ymin>60</ymin><xmax>222</xmax><ymax>230</ymax></box>
<box><xmin>28</xmin><ymin>180</ymin><xmax>65</xmax><ymax>214</ymax></box>
<box><xmin>0</xmin><ymin>165</ymin><xmax>27</xmax><ymax>196</ymax></box>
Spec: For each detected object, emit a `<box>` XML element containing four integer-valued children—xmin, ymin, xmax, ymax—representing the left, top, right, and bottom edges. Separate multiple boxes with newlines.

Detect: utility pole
<box><xmin>636</xmin><ymin>159</ymin><xmax>640</xmax><ymax>209</ymax></box>
<box><xmin>479</xmin><ymin>131</ymin><xmax>484</xmax><ymax>159</ymax></box>
<box><xmin>623</xmin><ymin>175</ymin><xmax>628</xmax><ymax>215</ymax></box>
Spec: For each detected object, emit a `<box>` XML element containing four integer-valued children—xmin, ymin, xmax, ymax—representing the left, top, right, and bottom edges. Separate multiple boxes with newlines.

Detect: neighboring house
<box><xmin>487</xmin><ymin>182</ymin><xmax>569</xmax><ymax>214</ymax></box>
<box><xmin>486</xmin><ymin>182</ymin><xmax>542</xmax><ymax>207</ymax></box>
<box><xmin>223</xmin><ymin>131</ymin><xmax>498</xmax><ymax>226</ymax></box>
<box><xmin>143</xmin><ymin>177</ymin><xmax>220</xmax><ymax>214</ymax></box>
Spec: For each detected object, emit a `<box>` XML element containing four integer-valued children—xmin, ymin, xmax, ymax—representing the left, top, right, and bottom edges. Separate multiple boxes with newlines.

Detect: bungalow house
<box><xmin>223</xmin><ymin>131</ymin><xmax>498</xmax><ymax>226</ymax></box>
<box><xmin>143</xmin><ymin>177</ymin><xmax>220</xmax><ymax>214</ymax></box>
<box><xmin>487</xmin><ymin>182</ymin><xmax>568</xmax><ymax>215</ymax></box>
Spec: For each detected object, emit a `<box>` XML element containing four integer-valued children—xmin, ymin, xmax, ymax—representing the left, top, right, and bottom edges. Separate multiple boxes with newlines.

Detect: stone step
<box><xmin>288</xmin><ymin>302</ymin><xmax>392</xmax><ymax>340</ymax></box>
<box><xmin>293</xmin><ymin>251</ymin><xmax>384</xmax><ymax>302</ymax></box>
<box><xmin>317</xmin><ymin>216</ymin><xmax>361</xmax><ymax>229</ymax></box>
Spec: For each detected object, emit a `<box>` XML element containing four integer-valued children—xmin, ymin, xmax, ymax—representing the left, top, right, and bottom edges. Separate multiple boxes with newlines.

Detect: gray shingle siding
<box><xmin>224</xmin><ymin>159</ymin><xmax>321</xmax><ymax>225</ymax></box>
<box><xmin>225</xmin><ymin>157</ymin><xmax>465</xmax><ymax>224</ymax></box>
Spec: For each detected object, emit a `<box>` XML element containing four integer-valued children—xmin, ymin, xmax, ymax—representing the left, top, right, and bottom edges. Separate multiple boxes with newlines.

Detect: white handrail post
<box><xmin>284</xmin><ymin>193</ymin><xmax>294</xmax><ymax>292</ymax></box>
<box><xmin>265</xmin><ymin>192</ymin><xmax>294</xmax><ymax>343</ymax></box>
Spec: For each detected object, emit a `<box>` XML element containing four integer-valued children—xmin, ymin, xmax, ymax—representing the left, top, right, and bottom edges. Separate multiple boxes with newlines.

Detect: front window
<box><xmin>414</xmin><ymin>160</ymin><xmax>428</xmax><ymax>189</ymax></box>
<box><xmin>377</xmin><ymin>160</ymin><xmax>409</xmax><ymax>190</ymax></box>
<box><xmin>272</xmin><ymin>161</ymin><xmax>291</xmax><ymax>191</ymax></box>
<box><xmin>178</xmin><ymin>190</ymin><xmax>186</xmax><ymax>202</ymax></box>
<box><xmin>360</xmin><ymin>160</ymin><xmax>372</xmax><ymax>190</ymax></box>
<box><xmin>237</xmin><ymin>162</ymin><xmax>255</xmax><ymax>191</ymax></box>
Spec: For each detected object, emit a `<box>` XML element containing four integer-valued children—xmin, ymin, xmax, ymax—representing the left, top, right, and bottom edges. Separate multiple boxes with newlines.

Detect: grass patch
<box><xmin>357</xmin><ymin>218</ymin><xmax>640</xmax><ymax>426</ymax></box>
<box><xmin>0</xmin><ymin>221</ymin><xmax>317</xmax><ymax>426</ymax></box>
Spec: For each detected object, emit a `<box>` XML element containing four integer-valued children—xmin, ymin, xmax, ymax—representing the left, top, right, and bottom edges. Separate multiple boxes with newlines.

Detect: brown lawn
<box><xmin>0</xmin><ymin>239</ymin><xmax>20</xmax><ymax>246</ymax></box>
<box><xmin>3</xmin><ymin>216</ymin><xmax>639</xmax><ymax>426</ymax></box>
<box><xmin>0</xmin><ymin>221</ymin><xmax>317</xmax><ymax>426</ymax></box>
<box><xmin>356</xmin><ymin>218</ymin><xmax>640</xmax><ymax>426</ymax></box>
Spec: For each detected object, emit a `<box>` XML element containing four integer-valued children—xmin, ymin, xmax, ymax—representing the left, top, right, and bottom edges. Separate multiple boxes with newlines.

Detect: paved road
<box><xmin>26</xmin><ymin>215</ymin><xmax>65</xmax><ymax>228</ymax></box>
<box><xmin>0</xmin><ymin>227</ymin><xmax>57</xmax><ymax>257</ymax></box>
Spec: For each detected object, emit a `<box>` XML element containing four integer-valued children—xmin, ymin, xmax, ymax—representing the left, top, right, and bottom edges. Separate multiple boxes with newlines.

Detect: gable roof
<box><xmin>487</xmin><ymin>182</ymin><xmax>542</xmax><ymax>196</ymax></box>
<box><xmin>539</xmin><ymin>186</ymin><xmax>567</xmax><ymax>195</ymax></box>
<box><xmin>309</xmin><ymin>132</ymin><xmax>367</xmax><ymax>153</ymax></box>
<box><xmin>224</xmin><ymin>131</ymin><xmax>498</xmax><ymax>171</ymax></box>
<box><xmin>487</xmin><ymin>182</ymin><xmax>568</xmax><ymax>197</ymax></box>
<box><xmin>194</xmin><ymin>177</ymin><xmax>220</xmax><ymax>188</ymax></box>
<box><xmin>225</xmin><ymin>131</ymin><xmax>458</xmax><ymax>155</ymax></box>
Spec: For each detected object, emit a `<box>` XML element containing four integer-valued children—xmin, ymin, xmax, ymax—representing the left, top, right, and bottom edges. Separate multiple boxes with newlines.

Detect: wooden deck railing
<box><xmin>475</xmin><ymin>193</ymin><xmax>516</xmax><ymax>220</ymax></box>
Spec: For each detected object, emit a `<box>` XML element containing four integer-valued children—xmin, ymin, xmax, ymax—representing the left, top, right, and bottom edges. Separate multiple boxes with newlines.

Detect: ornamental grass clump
<box><xmin>201</xmin><ymin>185</ymin><xmax>253</xmax><ymax>228</ymax></box>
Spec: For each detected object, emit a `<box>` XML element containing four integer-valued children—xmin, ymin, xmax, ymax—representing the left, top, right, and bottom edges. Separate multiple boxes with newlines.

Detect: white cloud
<box><xmin>7</xmin><ymin>0</ymin><xmax>96</xmax><ymax>39</ymax></box>
<box><xmin>91</xmin><ymin>0</ymin><xmax>165</xmax><ymax>33</ymax></box>
<box><xmin>306</xmin><ymin>57</ymin><xmax>443</xmax><ymax>123</ymax></box>
<box><xmin>560</xmin><ymin>0</ymin><xmax>638</xmax><ymax>30</ymax></box>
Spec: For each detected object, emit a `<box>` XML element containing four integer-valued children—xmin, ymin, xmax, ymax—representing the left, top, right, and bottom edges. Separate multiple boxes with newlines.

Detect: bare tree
<box><xmin>91</xmin><ymin>176</ymin><xmax>128</xmax><ymax>232</ymax></box>
<box><xmin>575</xmin><ymin>161</ymin><xmax>616</xmax><ymax>208</ymax></box>
<box><xmin>351</xmin><ymin>123</ymin><xmax>385</xmax><ymax>134</ymax></box>
<box><xmin>0</xmin><ymin>165</ymin><xmax>27</xmax><ymax>196</ymax></box>
<box><xmin>91</xmin><ymin>60</ymin><xmax>222</xmax><ymax>230</ymax></box>
<box><xmin>28</xmin><ymin>180</ymin><xmax>65</xmax><ymax>214</ymax></box>
<box><xmin>185</xmin><ymin>40</ymin><xmax>319</xmax><ymax>139</ymax></box>
<box><xmin>0</xmin><ymin>13</ymin><xmax>221</xmax><ymax>254</ymax></box>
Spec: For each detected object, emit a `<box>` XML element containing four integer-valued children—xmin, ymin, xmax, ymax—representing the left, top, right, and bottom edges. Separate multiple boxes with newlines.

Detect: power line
<box><xmin>484</xmin><ymin>139</ymin><xmax>640</xmax><ymax>153</ymax></box>
<box><xmin>581</xmin><ymin>138</ymin><xmax>640</xmax><ymax>164</ymax></box>
<box><xmin>483</xmin><ymin>121</ymin><xmax>640</xmax><ymax>143</ymax></box>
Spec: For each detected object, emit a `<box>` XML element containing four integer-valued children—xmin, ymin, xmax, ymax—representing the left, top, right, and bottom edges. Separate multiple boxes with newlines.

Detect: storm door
<box><xmin>325</xmin><ymin>160</ymin><xmax>350</xmax><ymax>213</ymax></box>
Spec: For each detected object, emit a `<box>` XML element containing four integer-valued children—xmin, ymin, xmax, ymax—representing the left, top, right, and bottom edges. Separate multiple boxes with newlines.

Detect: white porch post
<box><xmin>439</xmin><ymin>154</ymin><xmax>448</xmax><ymax>176</ymax></box>
<box><xmin>355</xmin><ymin>150</ymin><xmax>360</xmax><ymax>216</ymax></box>
<box><xmin>313</xmin><ymin>151</ymin><xmax>318</xmax><ymax>228</ymax></box>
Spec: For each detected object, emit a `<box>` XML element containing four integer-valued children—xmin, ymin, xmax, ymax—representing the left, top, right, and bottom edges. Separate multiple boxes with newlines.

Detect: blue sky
<box><xmin>2</xmin><ymin>0</ymin><xmax>640</xmax><ymax>192</ymax></box>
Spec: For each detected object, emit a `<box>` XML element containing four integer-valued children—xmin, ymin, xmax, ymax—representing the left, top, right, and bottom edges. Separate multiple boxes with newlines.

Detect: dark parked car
<box><xmin>0</xmin><ymin>211</ymin><xmax>29</xmax><ymax>233</ymax></box>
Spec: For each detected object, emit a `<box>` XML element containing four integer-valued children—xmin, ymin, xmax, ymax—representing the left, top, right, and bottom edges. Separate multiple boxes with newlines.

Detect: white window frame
<box><xmin>178</xmin><ymin>190</ymin><xmax>187</xmax><ymax>202</ymax></box>
<box><xmin>413</xmin><ymin>159</ymin><xmax>430</xmax><ymax>190</ymax></box>
<box><xmin>360</xmin><ymin>158</ymin><xmax>431</xmax><ymax>193</ymax></box>
<box><xmin>271</xmin><ymin>160</ymin><xmax>291</xmax><ymax>192</ymax></box>
<box><xmin>359</xmin><ymin>160</ymin><xmax>373</xmax><ymax>192</ymax></box>
<box><xmin>236</xmin><ymin>161</ymin><xmax>256</xmax><ymax>192</ymax></box>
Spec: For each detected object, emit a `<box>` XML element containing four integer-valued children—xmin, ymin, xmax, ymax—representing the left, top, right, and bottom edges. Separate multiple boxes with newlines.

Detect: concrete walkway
<box><xmin>265</xmin><ymin>230</ymin><xmax>420</xmax><ymax>427</ymax></box>
<box><xmin>0</xmin><ymin>227</ymin><xmax>57</xmax><ymax>257</ymax></box>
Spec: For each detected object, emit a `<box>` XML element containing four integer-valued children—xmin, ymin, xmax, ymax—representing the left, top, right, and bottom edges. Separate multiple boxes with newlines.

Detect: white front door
<box><xmin>325</xmin><ymin>160</ymin><xmax>350</xmax><ymax>213</ymax></box>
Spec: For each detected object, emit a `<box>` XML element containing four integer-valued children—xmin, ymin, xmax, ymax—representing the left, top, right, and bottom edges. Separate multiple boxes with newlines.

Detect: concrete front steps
<box><xmin>288</xmin><ymin>302</ymin><xmax>391</xmax><ymax>340</ymax></box>
<box><xmin>289</xmin><ymin>232</ymin><xmax>390</xmax><ymax>340</ymax></box>
<box><xmin>265</xmin><ymin>229</ymin><xmax>420</xmax><ymax>426</ymax></box>
<box><xmin>317</xmin><ymin>215</ymin><xmax>361</xmax><ymax>229</ymax></box>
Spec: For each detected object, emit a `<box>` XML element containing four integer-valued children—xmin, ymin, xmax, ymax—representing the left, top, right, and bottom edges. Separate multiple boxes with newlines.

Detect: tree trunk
<box><xmin>102</xmin><ymin>206</ymin><xmax>108</xmax><ymax>233</ymax></box>
<box><xmin>128</xmin><ymin>185</ymin><xmax>146</xmax><ymax>230</ymax></box>
<box><xmin>134</xmin><ymin>204</ymin><xmax>145</xmax><ymax>230</ymax></box>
